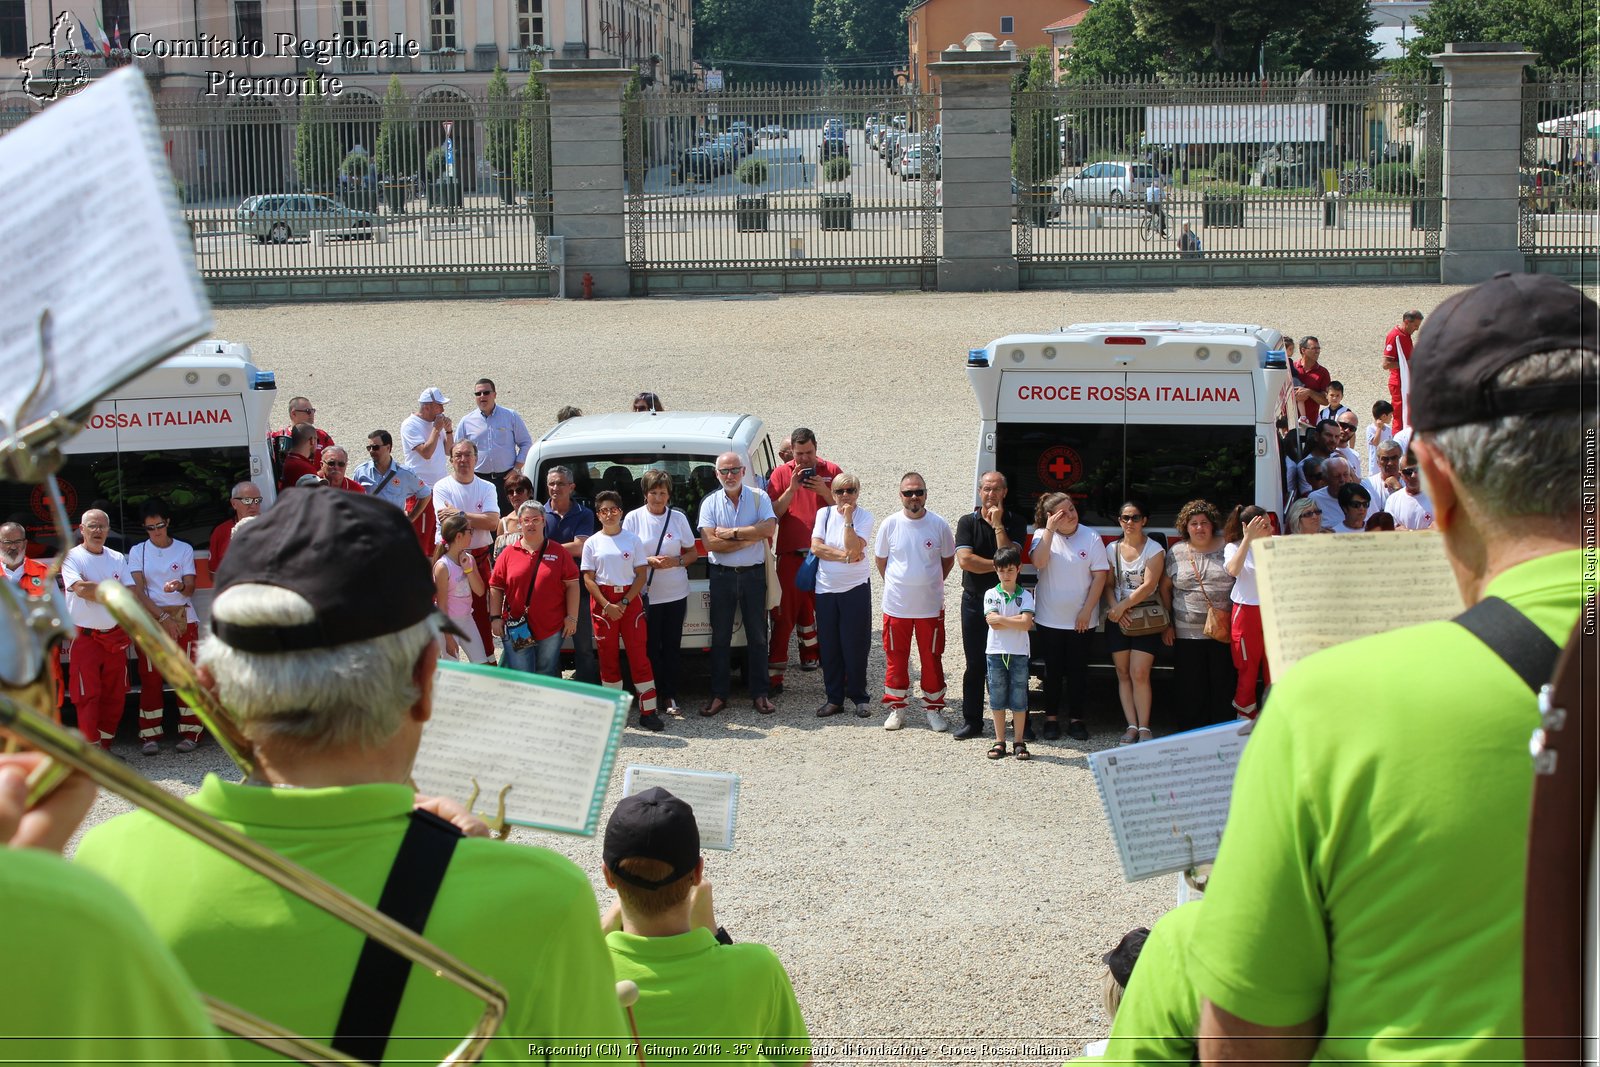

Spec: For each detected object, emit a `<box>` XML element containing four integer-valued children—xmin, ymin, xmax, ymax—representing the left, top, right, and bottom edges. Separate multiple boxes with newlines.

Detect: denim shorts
<box><xmin>986</xmin><ymin>652</ymin><xmax>1030</xmax><ymax>713</ymax></box>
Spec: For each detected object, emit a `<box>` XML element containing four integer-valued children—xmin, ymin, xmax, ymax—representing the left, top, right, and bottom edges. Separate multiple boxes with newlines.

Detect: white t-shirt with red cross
<box><xmin>873</xmin><ymin>511</ymin><xmax>954</xmax><ymax>619</ymax></box>
<box><xmin>62</xmin><ymin>545</ymin><xmax>134</xmax><ymax>631</ymax></box>
<box><xmin>1383</xmin><ymin>488</ymin><xmax>1435</xmax><ymax>530</ymax></box>
<box><xmin>581</xmin><ymin>529</ymin><xmax>647</xmax><ymax>588</ymax></box>
<box><xmin>128</xmin><ymin>539</ymin><xmax>198</xmax><ymax>623</ymax></box>
<box><xmin>432</xmin><ymin>475</ymin><xmax>499</xmax><ymax>549</ymax></box>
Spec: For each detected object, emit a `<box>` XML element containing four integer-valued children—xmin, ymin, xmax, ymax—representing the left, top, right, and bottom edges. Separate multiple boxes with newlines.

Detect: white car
<box><xmin>758</xmin><ymin>124</ymin><xmax>788</xmax><ymax>139</ymax></box>
<box><xmin>1059</xmin><ymin>161</ymin><xmax>1165</xmax><ymax>205</ymax></box>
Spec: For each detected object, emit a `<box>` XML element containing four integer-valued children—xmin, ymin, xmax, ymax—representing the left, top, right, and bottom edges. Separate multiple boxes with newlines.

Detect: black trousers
<box><xmin>959</xmin><ymin>590</ymin><xmax>989</xmax><ymax>729</ymax></box>
<box><xmin>1172</xmin><ymin>636</ymin><xmax>1236</xmax><ymax>731</ymax></box>
<box><xmin>1036</xmin><ymin>624</ymin><xmax>1093</xmax><ymax>720</ymax></box>
<box><xmin>708</xmin><ymin>563</ymin><xmax>769</xmax><ymax>699</ymax></box>
<box><xmin>478</xmin><ymin>469</ymin><xmax>512</xmax><ymax>516</ymax></box>
<box><xmin>644</xmin><ymin>596</ymin><xmax>689</xmax><ymax>706</ymax></box>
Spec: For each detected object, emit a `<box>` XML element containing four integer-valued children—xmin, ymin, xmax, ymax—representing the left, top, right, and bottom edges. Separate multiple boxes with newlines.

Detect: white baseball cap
<box><xmin>418</xmin><ymin>387</ymin><xmax>450</xmax><ymax>405</ymax></box>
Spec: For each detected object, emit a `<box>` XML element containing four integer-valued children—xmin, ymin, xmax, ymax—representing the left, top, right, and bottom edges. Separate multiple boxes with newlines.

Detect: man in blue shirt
<box><xmin>544</xmin><ymin>465</ymin><xmax>600</xmax><ymax>684</ymax></box>
<box><xmin>352</xmin><ymin>430</ymin><xmax>428</xmax><ymax>524</ymax></box>
<box><xmin>696</xmin><ymin>451</ymin><xmax>778</xmax><ymax>716</ymax></box>
<box><xmin>457</xmin><ymin>378</ymin><xmax>532</xmax><ymax>515</ymax></box>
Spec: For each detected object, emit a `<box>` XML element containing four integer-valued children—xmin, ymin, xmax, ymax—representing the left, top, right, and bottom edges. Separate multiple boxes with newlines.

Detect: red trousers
<box><xmin>414</xmin><ymin>498</ymin><xmax>437</xmax><ymax>557</ymax></box>
<box><xmin>136</xmin><ymin>621</ymin><xmax>204</xmax><ymax>742</ymax></box>
<box><xmin>1388</xmin><ymin>371</ymin><xmax>1405</xmax><ymax>433</ymax></box>
<box><xmin>71</xmin><ymin>628</ymin><xmax>130</xmax><ymax>749</ymax></box>
<box><xmin>591</xmin><ymin>585</ymin><xmax>657</xmax><ymax>716</ymax></box>
<box><xmin>469</xmin><ymin>545</ymin><xmax>493</xmax><ymax>655</ymax></box>
<box><xmin>881</xmin><ymin>613</ymin><xmax>946</xmax><ymax>710</ymax></box>
<box><xmin>768</xmin><ymin>551</ymin><xmax>819</xmax><ymax>685</ymax></box>
<box><xmin>1230</xmin><ymin>602</ymin><xmax>1270</xmax><ymax>713</ymax></box>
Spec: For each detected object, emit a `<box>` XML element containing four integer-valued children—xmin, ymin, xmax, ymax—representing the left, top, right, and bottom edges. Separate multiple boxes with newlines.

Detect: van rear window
<box><xmin>995</xmin><ymin>423</ymin><xmax>1255</xmax><ymax>529</ymax></box>
<box><xmin>534</xmin><ymin>454</ymin><xmax>743</xmax><ymax>518</ymax></box>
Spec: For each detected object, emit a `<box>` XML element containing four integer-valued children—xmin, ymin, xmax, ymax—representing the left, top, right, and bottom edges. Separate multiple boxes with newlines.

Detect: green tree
<box><xmin>511</xmin><ymin>65</ymin><xmax>549</xmax><ymax>196</ymax></box>
<box><xmin>294</xmin><ymin>71</ymin><xmax>338</xmax><ymax>191</ymax></box>
<box><xmin>484</xmin><ymin>66</ymin><xmax>514</xmax><ymax>179</ymax></box>
<box><xmin>1265</xmin><ymin>0</ymin><xmax>1378</xmax><ymax>72</ymax></box>
<box><xmin>373</xmin><ymin>74</ymin><xmax>418</xmax><ymax>181</ymax></box>
<box><xmin>1063</xmin><ymin>0</ymin><xmax>1163</xmax><ymax>80</ymax></box>
<box><xmin>810</xmin><ymin>0</ymin><xmax>906</xmax><ymax>80</ymax></box>
<box><xmin>1393</xmin><ymin>0</ymin><xmax>1597</xmax><ymax>74</ymax></box>
<box><xmin>1012</xmin><ymin>46</ymin><xmax>1056</xmax><ymax>183</ymax></box>
<box><xmin>1130</xmin><ymin>0</ymin><xmax>1296</xmax><ymax>71</ymax></box>
<box><xmin>693</xmin><ymin>0</ymin><xmax>819</xmax><ymax>82</ymax></box>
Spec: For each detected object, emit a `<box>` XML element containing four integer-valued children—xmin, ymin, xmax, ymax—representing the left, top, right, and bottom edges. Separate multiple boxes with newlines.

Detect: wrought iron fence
<box><xmin>1013</xmin><ymin>74</ymin><xmax>1443</xmax><ymax>264</ymax></box>
<box><xmin>2</xmin><ymin>85</ymin><xmax>551</xmax><ymax>279</ymax></box>
<box><xmin>1519</xmin><ymin>72</ymin><xmax>1599</xmax><ymax>256</ymax></box>
<box><xmin>626</xmin><ymin>84</ymin><xmax>939</xmax><ymax>277</ymax></box>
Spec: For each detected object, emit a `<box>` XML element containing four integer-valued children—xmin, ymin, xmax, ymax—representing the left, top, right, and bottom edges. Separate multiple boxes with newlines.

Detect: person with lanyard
<box><xmin>75</xmin><ymin>489</ymin><xmax>630</xmax><ymax>1063</ymax></box>
<box><xmin>1193</xmin><ymin>274</ymin><xmax>1594</xmax><ymax>1063</ymax></box>
<box><xmin>457</xmin><ymin>378</ymin><xmax>532</xmax><ymax>517</ymax></box>
<box><xmin>954</xmin><ymin>471</ymin><xmax>1028</xmax><ymax>742</ymax></box>
<box><xmin>696</xmin><ymin>451</ymin><xmax>777</xmax><ymax>717</ymax></box>
<box><xmin>353</xmin><ymin>429</ymin><xmax>428</xmax><ymax>525</ymax></box>
<box><xmin>127</xmin><ymin>498</ymin><xmax>205</xmax><ymax>755</ymax></box>
<box><xmin>622</xmin><ymin>469</ymin><xmax>698</xmax><ymax>717</ymax></box>
<box><xmin>582</xmin><ymin>490</ymin><xmax>661</xmax><ymax>732</ymax></box>
<box><xmin>544</xmin><ymin>465</ymin><xmax>600</xmax><ymax>684</ymax></box>
<box><xmin>489</xmin><ymin>503</ymin><xmax>581</xmax><ymax>676</ymax></box>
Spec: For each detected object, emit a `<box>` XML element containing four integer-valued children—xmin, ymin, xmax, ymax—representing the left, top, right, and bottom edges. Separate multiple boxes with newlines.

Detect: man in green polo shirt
<box><xmin>600</xmin><ymin>787</ymin><xmax>811</xmax><ymax>1065</ymax></box>
<box><xmin>1</xmin><ymin>752</ymin><xmax>227</xmax><ymax>1065</ymax></box>
<box><xmin>75</xmin><ymin>488</ymin><xmax>629</xmax><ymax>1064</ymax></box>
<box><xmin>1192</xmin><ymin>273</ymin><xmax>1596</xmax><ymax>1062</ymax></box>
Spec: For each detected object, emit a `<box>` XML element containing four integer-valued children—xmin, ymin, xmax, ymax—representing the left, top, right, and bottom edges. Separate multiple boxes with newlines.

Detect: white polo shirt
<box><xmin>623</xmin><ymin>506</ymin><xmax>696</xmax><ymax>605</ymax></box>
<box><xmin>62</xmin><ymin>545</ymin><xmax>134</xmax><ymax>631</ymax></box>
<box><xmin>581</xmin><ymin>529</ymin><xmax>647</xmax><ymax>588</ymax></box>
<box><xmin>983</xmin><ymin>584</ymin><xmax>1034</xmax><ymax>656</ymax></box>
<box><xmin>432</xmin><ymin>475</ymin><xmax>499</xmax><ymax>549</ymax></box>
<box><xmin>873</xmin><ymin>511</ymin><xmax>954</xmax><ymax>619</ymax></box>
<box><xmin>128</xmin><ymin>539</ymin><xmax>198</xmax><ymax>623</ymax></box>
<box><xmin>1029</xmin><ymin>525</ymin><xmax>1109</xmax><ymax>630</ymax></box>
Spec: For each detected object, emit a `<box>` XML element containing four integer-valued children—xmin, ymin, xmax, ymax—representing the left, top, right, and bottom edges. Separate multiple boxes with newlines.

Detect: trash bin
<box><xmin>736</xmin><ymin>195</ymin><xmax>769</xmax><ymax>233</ymax></box>
<box><xmin>1322</xmin><ymin>192</ymin><xmax>1345</xmax><ymax>229</ymax></box>
<box><xmin>820</xmin><ymin>193</ymin><xmax>853</xmax><ymax>231</ymax></box>
<box><xmin>1023</xmin><ymin>184</ymin><xmax>1055</xmax><ymax>227</ymax></box>
<box><xmin>1202</xmin><ymin>193</ymin><xmax>1244</xmax><ymax>228</ymax></box>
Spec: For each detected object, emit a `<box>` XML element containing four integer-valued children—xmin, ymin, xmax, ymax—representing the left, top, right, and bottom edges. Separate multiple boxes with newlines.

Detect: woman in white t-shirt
<box><xmin>622</xmin><ymin>469</ymin><xmax>699</xmax><ymax>716</ymax></box>
<box><xmin>1222</xmin><ymin>505</ymin><xmax>1274</xmax><ymax>718</ymax></box>
<box><xmin>1104</xmin><ymin>501</ymin><xmax>1166</xmax><ymax>744</ymax></box>
<box><xmin>810</xmin><ymin>471</ymin><xmax>875</xmax><ymax>718</ymax></box>
<box><xmin>582</xmin><ymin>490</ymin><xmax>660</xmax><ymax>731</ymax></box>
<box><xmin>1029</xmin><ymin>492</ymin><xmax>1109</xmax><ymax>742</ymax></box>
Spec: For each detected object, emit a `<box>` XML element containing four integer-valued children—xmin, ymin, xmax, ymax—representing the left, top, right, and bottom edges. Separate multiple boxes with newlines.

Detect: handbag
<box><xmin>1187</xmin><ymin>547</ymin><xmax>1231</xmax><ymax>643</ymax></box>
<box><xmin>763</xmin><ymin>539</ymin><xmax>782</xmax><ymax>611</ymax></box>
<box><xmin>1114</xmin><ymin>542</ymin><xmax>1170</xmax><ymax>637</ymax></box>
<box><xmin>794</xmin><ymin>508</ymin><xmax>830</xmax><ymax>594</ymax></box>
<box><xmin>502</xmin><ymin>543</ymin><xmax>544</xmax><ymax>654</ymax></box>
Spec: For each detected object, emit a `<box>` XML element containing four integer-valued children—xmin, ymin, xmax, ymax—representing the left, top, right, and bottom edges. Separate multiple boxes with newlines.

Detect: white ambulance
<box><xmin>0</xmin><ymin>341</ymin><xmax>279</xmax><ymax>618</ymax></box>
<box><xmin>967</xmin><ymin>321</ymin><xmax>1291</xmax><ymax>533</ymax></box>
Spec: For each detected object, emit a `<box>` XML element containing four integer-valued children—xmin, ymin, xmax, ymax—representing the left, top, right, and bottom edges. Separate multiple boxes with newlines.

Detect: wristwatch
<box><xmin>490</xmin><ymin>614</ymin><xmax>502</xmax><ymax>620</ymax></box>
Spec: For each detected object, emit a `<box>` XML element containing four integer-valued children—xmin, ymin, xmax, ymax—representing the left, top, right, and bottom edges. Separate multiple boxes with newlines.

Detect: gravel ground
<box><xmin>74</xmin><ymin>283</ymin><xmax>1480</xmax><ymax>1058</ymax></box>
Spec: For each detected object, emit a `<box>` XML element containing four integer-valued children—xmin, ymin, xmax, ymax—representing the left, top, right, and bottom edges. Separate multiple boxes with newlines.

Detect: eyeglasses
<box><xmin>293</xmin><ymin>407</ymin><xmax>316</xmax><ymax>415</ymax></box>
<box><xmin>473</xmin><ymin>390</ymin><xmax>493</xmax><ymax>397</ymax></box>
<box><xmin>142</xmin><ymin>522</ymin><xmax>168</xmax><ymax>531</ymax></box>
<box><xmin>82</xmin><ymin>524</ymin><xmax>109</xmax><ymax>532</ymax></box>
<box><xmin>366</xmin><ymin>444</ymin><xmax>384</xmax><ymax>452</ymax></box>
<box><xmin>1378</xmin><ymin>455</ymin><xmax>1400</xmax><ymax>464</ymax></box>
<box><xmin>1118</xmin><ymin>514</ymin><xmax>1145</xmax><ymax>522</ymax></box>
<box><xmin>900</xmin><ymin>489</ymin><xmax>926</xmax><ymax>498</ymax></box>
<box><xmin>324</xmin><ymin>461</ymin><xmax>347</xmax><ymax>469</ymax></box>
<box><xmin>596</xmin><ymin>507</ymin><xmax>622</xmax><ymax>516</ymax></box>
<box><xmin>1401</xmin><ymin>466</ymin><xmax>1419</xmax><ymax>477</ymax></box>
<box><xmin>833</xmin><ymin>487</ymin><xmax>858</xmax><ymax>495</ymax></box>
<box><xmin>233</xmin><ymin>496</ymin><xmax>262</xmax><ymax>505</ymax></box>
<box><xmin>717</xmin><ymin>467</ymin><xmax>744</xmax><ymax>476</ymax></box>
<box><xmin>0</xmin><ymin>539</ymin><xmax>25</xmax><ymax>547</ymax></box>
<box><xmin>507</xmin><ymin>486</ymin><xmax>531</xmax><ymax>496</ymax></box>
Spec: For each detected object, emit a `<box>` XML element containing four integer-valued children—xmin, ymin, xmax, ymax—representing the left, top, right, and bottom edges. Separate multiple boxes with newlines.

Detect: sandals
<box><xmin>987</xmin><ymin>741</ymin><xmax>1008</xmax><ymax>760</ymax></box>
<box><xmin>1120</xmin><ymin>725</ymin><xmax>1140</xmax><ymax>746</ymax></box>
<box><xmin>1012</xmin><ymin>741</ymin><xmax>1032</xmax><ymax>761</ymax></box>
<box><xmin>1137</xmin><ymin>727</ymin><xmax>1154</xmax><ymax>742</ymax></box>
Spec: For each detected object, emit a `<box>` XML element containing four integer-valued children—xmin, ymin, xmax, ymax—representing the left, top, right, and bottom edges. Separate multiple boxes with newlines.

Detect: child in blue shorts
<box><xmin>983</xmin><ymin>545</ymin><xmax>1035</xmax><ymax>760</ymax></box>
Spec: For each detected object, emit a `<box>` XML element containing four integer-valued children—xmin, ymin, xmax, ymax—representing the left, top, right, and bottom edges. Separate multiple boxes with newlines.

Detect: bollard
<box><xmin>582</xmin><ymin>272</ymin><xmax>595</xmax><ymax>299</ymax></box>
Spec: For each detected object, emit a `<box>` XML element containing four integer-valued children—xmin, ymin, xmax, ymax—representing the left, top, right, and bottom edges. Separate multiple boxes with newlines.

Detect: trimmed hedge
<box><xmin>823</xmin><ymin>155</ymin><xmax>852</xmax><ymax>182</ymax></box>
<box><xmin>736</xmin><ymin>157</ymin><xmax>769</xmax><ymax>186</ymax></box>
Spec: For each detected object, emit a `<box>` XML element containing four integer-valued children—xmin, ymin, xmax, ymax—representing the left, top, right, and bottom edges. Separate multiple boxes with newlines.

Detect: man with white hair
<box><xmin>61</xmin><ymin>509</ymin><xmax>135</xmax><ymax>749</ymax></box>
<box><xmin>319</xmin><ymin>447</ymin><xmax>364</xmax><ymax>494</ymax></box>
<box><xmin>697</xmin><ymin>451</ymin><xmax>778</xmax><ymax>717</ymax></box>
<box><xmin>75</xmin><ymin>489</ymin><xmax>630</xmax><ymax>1062</ymax></box>
<box><xmin>208</xmin><ymin>482</ymin><xmax>263</xmax><ymax>573</ymax></box>
<box><xmin>1362</xmin><ymin>441</ymin><xmax>1402</xmax><ymax>515</ymax></box>
<box><xmin>1306</xmin><ymin>455</ymin><xmax>1358</xmax><ymax>531</ymax></box>
<box><xmin>401</xmin><ymin>387</ymin><xmax>453</xmax><ymax>550</ymax></box>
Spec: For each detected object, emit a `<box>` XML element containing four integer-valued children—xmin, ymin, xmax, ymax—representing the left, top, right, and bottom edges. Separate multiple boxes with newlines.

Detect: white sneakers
<box><xmin>884</xmin><ymin>708</ymin><xmax>905</xmax><ymax>731</ymax></box>
<box><xmin>883</xmin><ymin>707</ymin><xmax>949</xmax><ymax>732</ymax></box>
<box><xmin>926</xmin><ymin>709</ymin><xmax>948</xmax><ymax>732</ymax></box>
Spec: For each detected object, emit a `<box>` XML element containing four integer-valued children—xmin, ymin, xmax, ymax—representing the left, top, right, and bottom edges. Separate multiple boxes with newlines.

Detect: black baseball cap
<box><xmin>211</xmin><ymin>487</ymin><xmax>465</xmax><ymax>652</ymax></box>
<box><xmin>1102</xmin><ymin>927</ymin><xmax>1150</xmax><ymax>988</ymax></box>
<box><xmin>604</xmin><ymin>787</ymin><xmax>700</xmax><ymax>890</ymax></box>
<box><xmin>1408</xmin><ymin>272</ymin><xmax>1596</xmax><ymax>433</ymax></box>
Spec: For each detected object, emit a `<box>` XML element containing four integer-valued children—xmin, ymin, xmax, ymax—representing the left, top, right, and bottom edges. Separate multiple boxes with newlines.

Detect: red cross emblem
<box><xmin>923</xmin><ymin>539</ymin><xmax>934</xmax><ymax>549</ymax></box>
<box><xmin>1037</xmin><ymin>445</ymin><xmax>1085</xmax><ymax>489</ymax></box>
<box><xmin>622</xmin><ymin>551</ymin><xmax>632</xmax><ymax>559</ymax></box>
<box><xmin>1079</xmin><ymin>551</ymin><xmax>1087</xmax><ymax>558</ymax></box>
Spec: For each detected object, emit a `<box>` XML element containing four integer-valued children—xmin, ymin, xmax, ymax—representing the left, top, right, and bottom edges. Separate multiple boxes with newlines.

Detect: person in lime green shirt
<box><xmin>1192</xmin><ymin>274</ymin><xmax>1596</xmax><ymax>1062</ymax></box>
<box><xmin>0</xmin><ymin>752</ymin><xmax>228</xmax><ymax>1066</ymax></box>
<box><xmin>75</xmin><ymin>489</ymin><xmax>629</xmax><ymax>1065</ymax></box>
<box><xmin>600</xmin><ymin>788</ymin><xmax>811</xmax><ymax>1066</ymax></box>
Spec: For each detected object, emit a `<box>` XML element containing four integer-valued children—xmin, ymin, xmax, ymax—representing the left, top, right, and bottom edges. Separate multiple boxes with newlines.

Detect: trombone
<box><xmin>0</xmin><ymin>475</ymin><xmax>507</xmax><ymax>1065</ymax></box>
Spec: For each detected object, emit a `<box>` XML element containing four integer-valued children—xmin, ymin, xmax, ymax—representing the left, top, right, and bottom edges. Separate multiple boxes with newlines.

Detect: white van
<box><xmin>521</xmin><ymin>411</ymin><xmax>776</xmax><ymax>650</ymax></box>
<box><xmin>968</xmin><ymin>322</ymin><xmax>1291</xmax><ymax>533</ymax></box>
<box><xmin>0</xmin><ymin>341</ymin><xmax>279</xmax><ymax>617</ymax></box>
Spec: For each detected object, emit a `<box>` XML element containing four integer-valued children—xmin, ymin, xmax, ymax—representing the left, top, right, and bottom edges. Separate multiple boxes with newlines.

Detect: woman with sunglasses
<box><xmin>1104</xmin><ymin>502</ymin><xmax>1165</xmax><ymax>744</ymax></box>
<box><xmin>495</xmin><ymin>471</ymin><xmax>535</xmax><ymax>553</ymax></box>
<box><xmin>1333</xmin><ymin>483</ymin><xmax>1372</xmax><ymax>533</ymax></box>
<box><xmin>810</xmin><ymin>471</ymin><xmax>875</xmax><ymax>719</ymax></box>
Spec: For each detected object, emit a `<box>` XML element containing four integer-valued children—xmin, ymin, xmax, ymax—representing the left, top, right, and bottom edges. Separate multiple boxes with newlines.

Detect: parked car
<box><xmin>726</xmin><ymin>122</ymin><xmax>756</xmax><ymax>152</ymax></box>
<box><xmin>899</xmin><ymin>145</ymin><xmax>938</xmax><ymax>181</ymax></box>
<box><xmin>1059</xmin><ymin>160</ymin><xmax>1164</xmax><ymax>205</ymax></box>
<box><xmin>236</xmin><ymin>194</ymin><xmax>378</xmax><ymax>244</ymax></box>
<box><xmin>711</xmin><ymin>133</ymin><xmax>748</xmax><ymax>166</ymax></box>
<box><xmin>933</xmin><ymin>178</ymin><xmax>1060</xmax><ymax>224</ymax></box>
<box><xmin>882</xmin><ymin>128</ymin><xmax>903</xmax><ymax>164</ymax></box>
<box><xmin>681</xmin><ymin>148</ymin><xmax>716</xmax><ymax>181</ymax></box>
<box><xmin>758</xmin><ymin>124</ymin><xmax>789</xmax><ymax>139</ymax></box>
<box><xmin>891</xmin><ymin>134</ymin><xmax>922</xmax><ymax>176</ymax></box>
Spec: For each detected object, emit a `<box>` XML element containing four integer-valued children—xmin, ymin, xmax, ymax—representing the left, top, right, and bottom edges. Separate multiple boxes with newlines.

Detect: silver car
<box><xmin>1059</xmin><ymin>161</ymin><xmax>1164</xmax><ymax>205</ymax></box>
<box><xmin>236</xmin><ymin>194</ymin><xmax>379</xmax><ymax>244</ymax></box>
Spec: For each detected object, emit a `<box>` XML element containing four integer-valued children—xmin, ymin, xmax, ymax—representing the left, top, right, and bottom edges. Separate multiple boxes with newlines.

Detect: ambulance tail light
<box><xmin>250</xmin><ymin>370</ymin><xmax>276</xmax><ymax>391</ymax></box>
<box><xmin>968</xmin><ymin>348</ymin><xmax>990</xmax><ymax>367</ymax></box>
<box><xmin>1103</xmin><ymin>336</ymin><xmax>1147</xmax><ymax>346</ymax></box>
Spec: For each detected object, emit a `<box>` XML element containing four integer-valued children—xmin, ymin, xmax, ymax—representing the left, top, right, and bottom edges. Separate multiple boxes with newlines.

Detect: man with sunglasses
<box><xmin>268</xmin><ymin>395</ymin><xmax>335</xmax><ymax>466</ymax></box>
<box><xmin>353</xmin><ymin>430</ymin><xmax>428</xmax><ymax>524</ymax></box>
<box><xmin>458</xmin><ymin>378</ymin><xmax>532</xmax><ymax>517</ymax></box>
<box><xmin>1380</xmin><ymin>452</ymin><xmax>1434</xmax><ymax>530</ymax></box>
<box><xmin>318</xmin><ymin>447</ymin><xmax>365</xmax><ymax>495</ymax></box>
<box><xmin>1332</xmin><ymin>411</ymin><xmax>1362</xmax><ymax>472</ymax></box>
<box><xmin>697</xmin><ymin>452</ymin><xmax>777</xmax><ymax>717</ymax></box>
<box><xmin>208</xmin><ymin>482</ymin><xmax>263</xmax><ymax>573</ymax></box>
<box><xmin>128</xmin><ymin>498</ymin><xmax>203</xmax><ymax>755</ymax></box>
<box><xmin>61</xmin><ymin>509</ymin><xmax>136</xmax><ymax>750</ymax></box>
<box><xmin>1194</xmin><ymin>274</ymin><xmax>1593</xmax><ymax>1063</ymax></box>
<box><xmin>874</xmin><ymin>473</ymin><xmax>955</xmax><ymax>732</ymax></box>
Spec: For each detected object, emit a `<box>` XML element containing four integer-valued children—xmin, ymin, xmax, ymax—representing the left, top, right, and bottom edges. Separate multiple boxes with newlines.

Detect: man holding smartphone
<box><xmin>766</xmin><ymin>427</ymin><xmax>842</xmax><ymax>695</ymax></box>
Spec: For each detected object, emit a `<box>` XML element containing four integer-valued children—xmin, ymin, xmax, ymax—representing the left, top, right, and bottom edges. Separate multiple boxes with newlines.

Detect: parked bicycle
<box><xmin>1338</xmin><ymin>167</ymin><xmax>1373</xmax><ymax>195</ymax></box>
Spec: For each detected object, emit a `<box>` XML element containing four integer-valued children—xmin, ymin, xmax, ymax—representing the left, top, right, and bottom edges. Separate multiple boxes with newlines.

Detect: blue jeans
<box><xmin>500</xmin><ymin>629</ymin><xmax>562</xmax><ymax>677</ymax></box>
<box><xmin>708</xmin><ymin>562</ymin><xmax>768</xmax><ymax>699</ymax></box>
<box><xmin>815</xmin><ymin>582</ymin><xmax>871</xmax><ymax>705</ymax></box>
<box><xmin>986</xmin><ymin>652</ymin><xmax>1030</xmax><ymax>714</ymax></box>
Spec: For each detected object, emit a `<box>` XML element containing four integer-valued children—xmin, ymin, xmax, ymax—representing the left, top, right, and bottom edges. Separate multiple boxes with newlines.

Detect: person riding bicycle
<box><xmin>1144</xmin><ymin>180</ymin><xmax>1168</xmax><ymax>238</ymax></box>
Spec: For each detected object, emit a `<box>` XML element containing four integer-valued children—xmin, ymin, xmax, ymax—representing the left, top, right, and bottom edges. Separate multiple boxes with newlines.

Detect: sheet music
<box><xmin>411</xmin><ymin>662</ymin><xmax>628</xmax><ymax>836</ymax></box>
<box><xmin>1087</xmin><ymin>722</ymin><xmax>1249</xmax><ymax>882</ymax></box>
<box><xmin>621</xmin><ymin>766</ymin><xmax>741</xmax><ymax>851</ymax></box>
<box><xmin>0</xmin><ymin>68</ymin><xmax>211</xmax><ymax>440</ymax></box>
<box><xmin>1256</xmin><ymin>531</ymin><xmax>1463</xmax><ymax>671</ymax></box>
